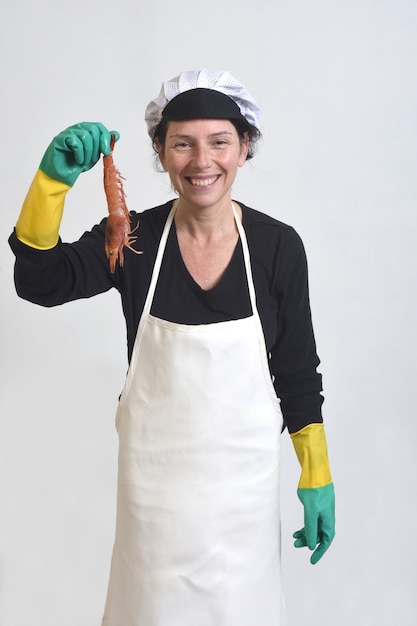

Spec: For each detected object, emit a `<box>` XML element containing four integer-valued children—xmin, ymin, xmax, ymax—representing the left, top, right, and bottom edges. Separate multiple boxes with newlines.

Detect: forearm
<box><xmin>290</xmin><ymin>423</ymin><xmax>332</xmax><ymax>488</ymax></box>
<box><xmin>9</xmin><ymin>223</ymin><xmax>114</xmax><ymax>306</ymax></box>
<box><xmin>274</xmin><ymin>363</ymin><xmax>324</xmax><ymax>433</ymax></box>
<box><xmin>15</xmin><ymin>170</ymin><xmax>70</xmax><ymax>249</ymax></box>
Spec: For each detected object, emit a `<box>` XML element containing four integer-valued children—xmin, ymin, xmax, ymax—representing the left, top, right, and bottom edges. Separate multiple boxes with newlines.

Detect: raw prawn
<box><xmin>103</xmin><ymin>135</ymin><xmax>142</xmax><ymax>273</ymax></box>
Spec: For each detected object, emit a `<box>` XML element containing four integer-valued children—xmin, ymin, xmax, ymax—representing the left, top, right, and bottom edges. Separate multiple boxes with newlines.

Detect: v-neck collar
<box><xmin>170</xmin><ymin>223</ymin><xmax>243</xmax><ymax>294</ymax></box>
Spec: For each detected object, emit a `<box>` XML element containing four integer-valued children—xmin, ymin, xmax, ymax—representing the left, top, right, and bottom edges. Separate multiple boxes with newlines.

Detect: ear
<box><xmin>238</xmin><ymin>132</ymin><xmax>249</xmax><ymax>166</ymax></box>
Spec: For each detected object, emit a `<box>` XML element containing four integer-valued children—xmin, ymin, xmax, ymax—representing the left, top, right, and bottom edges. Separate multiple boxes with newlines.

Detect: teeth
<box><xmin>190</xmin><ymin>177</ymin><xmax>217</xmax><ymax>187</ymax></box>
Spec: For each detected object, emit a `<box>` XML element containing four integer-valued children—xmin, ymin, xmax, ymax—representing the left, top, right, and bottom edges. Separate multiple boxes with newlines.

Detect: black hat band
<box><xmin>162</xmin><ymin>88</ymin><xmax>246</xmax><ymax>123</ymax></box>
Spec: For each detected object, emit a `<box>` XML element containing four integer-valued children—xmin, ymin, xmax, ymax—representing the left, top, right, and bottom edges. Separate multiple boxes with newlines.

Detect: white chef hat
<box><xmin>145</xmin><ymin>69</ymin><xmax>261</xmax><ymax>138</ymax></box>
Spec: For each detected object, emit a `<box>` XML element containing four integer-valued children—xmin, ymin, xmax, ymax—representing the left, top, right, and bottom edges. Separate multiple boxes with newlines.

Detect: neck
<box><xmin>173</xmin><ymin>199</ymin><xmax>241</xmax><ymax>241</ymax></box>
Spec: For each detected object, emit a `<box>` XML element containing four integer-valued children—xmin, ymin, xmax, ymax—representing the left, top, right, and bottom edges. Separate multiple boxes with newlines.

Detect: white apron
<box><xmin>102</xmin><ymin>205</ymin><xmax>286</xmax><ymax>626</ymax></box>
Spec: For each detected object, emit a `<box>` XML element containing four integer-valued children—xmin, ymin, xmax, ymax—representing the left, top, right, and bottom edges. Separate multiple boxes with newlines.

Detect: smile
<box><xmin>188</xmin><ymin>176</ymin><xmax>220</xmax><ymax>187</ymax></box>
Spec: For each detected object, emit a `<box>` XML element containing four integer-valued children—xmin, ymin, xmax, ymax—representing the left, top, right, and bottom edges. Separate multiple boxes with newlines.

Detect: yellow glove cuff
<box><xmin>290</xmin><ymin>423</ymin><xmax>332</xmax><ymax>489</ymax></box>
<box><xmin>15</xmin><ymin>170</ymin><xmax>71</xmax><ymax>249</ymax></box>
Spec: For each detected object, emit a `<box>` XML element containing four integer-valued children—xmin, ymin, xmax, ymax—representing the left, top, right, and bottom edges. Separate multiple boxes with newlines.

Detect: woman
<box><xmin>9</xmin><ymin>69</ymin><xmax>335</xmax><ymax>626</ymax></box>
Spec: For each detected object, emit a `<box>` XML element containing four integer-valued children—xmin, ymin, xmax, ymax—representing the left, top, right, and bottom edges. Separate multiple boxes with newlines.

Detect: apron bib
<box><xmin>102</xmin><ymin>205</ymin><xmax>286</xmax><ymax>626</ymax></box>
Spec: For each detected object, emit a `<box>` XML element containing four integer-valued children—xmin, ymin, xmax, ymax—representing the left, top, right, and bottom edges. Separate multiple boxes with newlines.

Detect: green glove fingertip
<box><xmin>101</xmin><ymin>129</ymin><xmax>120</xmax><ymax>156</ymax></box>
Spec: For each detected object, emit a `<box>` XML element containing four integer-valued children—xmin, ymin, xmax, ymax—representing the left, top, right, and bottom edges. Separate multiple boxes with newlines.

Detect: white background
<box><xmin>1</xmin><ymin>1</ymin><xmax>416</xmax><ymax>624</ymax></box>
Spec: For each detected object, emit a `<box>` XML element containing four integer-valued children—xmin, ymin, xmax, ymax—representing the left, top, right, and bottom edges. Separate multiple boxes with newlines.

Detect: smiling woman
<box><xmin>9</xmin><ymin>68</ymin><xmax>335</xmax><ymax>626</ymax></box>
<box><xmin>156</xmin><ymin>119</ymin><xmax>248</xmax><ymax>216</ymax></box>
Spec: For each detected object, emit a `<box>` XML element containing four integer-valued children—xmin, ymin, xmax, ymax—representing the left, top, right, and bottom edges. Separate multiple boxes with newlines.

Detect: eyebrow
<box><xmin>167</xmin><ymin>131</ymin><xmax>234</xmax><ymax>140</ymax></box>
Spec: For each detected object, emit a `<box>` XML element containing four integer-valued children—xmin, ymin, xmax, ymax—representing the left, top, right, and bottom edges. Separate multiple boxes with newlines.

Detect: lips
<box><xmin>187</xmin><ymin>175</ymin><xmax>220</xmax><ymax>187</ymax></box>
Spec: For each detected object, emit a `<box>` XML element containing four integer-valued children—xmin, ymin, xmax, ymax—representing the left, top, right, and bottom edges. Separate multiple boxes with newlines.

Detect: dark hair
<box><xmin>152</xmin><ymin>117</ymin><xmax>261</xmax><ymax>161</ymax></box>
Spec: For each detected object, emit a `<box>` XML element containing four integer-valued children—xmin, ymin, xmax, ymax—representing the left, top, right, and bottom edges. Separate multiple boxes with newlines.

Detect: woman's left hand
<box><xmin>293</xmin><ymin>482</ymin><xmax>335</xmax><ymax>564</ymax></box>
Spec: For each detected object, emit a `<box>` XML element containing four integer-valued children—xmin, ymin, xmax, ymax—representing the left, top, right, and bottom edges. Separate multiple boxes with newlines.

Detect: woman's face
<box><xmin>156</xmin><ymin>118</ymin><xmax>249</xmax><ymax>212</ymax></box>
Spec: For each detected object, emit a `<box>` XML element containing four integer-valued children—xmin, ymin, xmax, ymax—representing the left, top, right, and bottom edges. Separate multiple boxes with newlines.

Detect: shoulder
<box><xmin>238</xmin><ymin>202</ymin><xmax>306</xmax><ymax>258</ymax></box>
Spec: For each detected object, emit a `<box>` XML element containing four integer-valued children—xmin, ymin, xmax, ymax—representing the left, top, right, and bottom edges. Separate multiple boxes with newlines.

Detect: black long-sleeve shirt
<box><xmin>9</xmin><ymin>200</ymin><xmax>323</xmax><ymax>433</ymax></box>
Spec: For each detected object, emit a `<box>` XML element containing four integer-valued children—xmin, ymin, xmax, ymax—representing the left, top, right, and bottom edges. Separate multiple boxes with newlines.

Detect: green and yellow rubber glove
<box><xmin>15</xmin><ymin>122</ymin><xmax>119</xmax><ymax>249</ymax></box>
<box><xmin>290</xmin><ymin>423</ymin><xmax>335</xmax><ymax>565</ymax></box>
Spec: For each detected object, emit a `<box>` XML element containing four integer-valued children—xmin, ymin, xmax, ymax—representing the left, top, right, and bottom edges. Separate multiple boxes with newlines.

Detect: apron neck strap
<box><xmin>232</xmin><ymin>203</ymin><xmax>258</xmax><ymax>315</ymax></box>
<box><xmin>141</xmin><ymin>201</ymin><xmax>177</xmax><ymax>316</ymax></box>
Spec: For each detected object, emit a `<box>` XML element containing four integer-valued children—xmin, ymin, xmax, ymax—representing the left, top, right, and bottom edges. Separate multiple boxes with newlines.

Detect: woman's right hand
<box><xmin>39</xmin><ymin>122</ymin><xmax>120</xmax><ymax>187</ymax></box>
<box><xmin>15</xmin><ymin>122</ymin><xmax>120</xmax><ymax>250</ymax></box>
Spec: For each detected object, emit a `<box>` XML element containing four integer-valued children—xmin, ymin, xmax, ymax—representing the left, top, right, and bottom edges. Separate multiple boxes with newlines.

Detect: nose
<box><xmin>192</xmin><ymin>143</ymin><xmax>211</xmax><ymax>169</ymax></box>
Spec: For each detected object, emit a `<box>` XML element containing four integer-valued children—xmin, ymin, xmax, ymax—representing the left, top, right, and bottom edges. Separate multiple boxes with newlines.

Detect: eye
<box><xmin>212</xmin><ymin>138</ymin><xmax>230</xmax><ymax>148</ymax></box>
<box><xmin>173</xmin><ymin>141</ymin><xmax>192</xmax><ymax>151</ymax></box>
